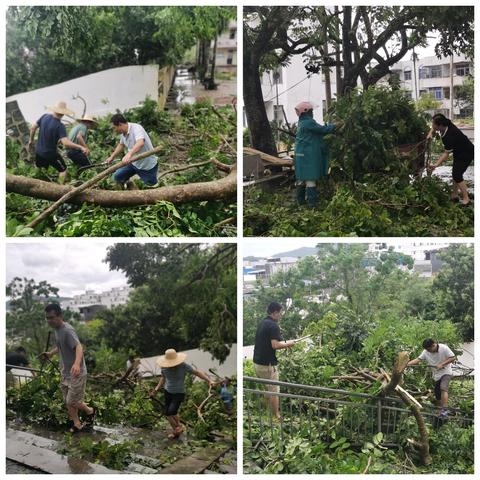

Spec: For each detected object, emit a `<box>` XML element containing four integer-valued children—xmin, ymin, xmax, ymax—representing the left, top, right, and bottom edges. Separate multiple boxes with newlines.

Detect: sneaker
<box><xmin>439</xmin><ymin>408</ymin><xmax>449</xmax><ymax>417</ymax></box>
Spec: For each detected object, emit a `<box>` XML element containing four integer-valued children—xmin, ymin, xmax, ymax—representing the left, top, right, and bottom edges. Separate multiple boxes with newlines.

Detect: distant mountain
<box><xmin>272</xmin><ymin>247</ymin><xmax>318</xmax><ymax>258</ymax></box>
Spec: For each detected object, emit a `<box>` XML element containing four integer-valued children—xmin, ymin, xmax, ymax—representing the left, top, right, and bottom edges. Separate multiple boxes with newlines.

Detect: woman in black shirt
<box><xmin>427</xmin><ymin>113</ymin><xmax>474</xmax><ymax>206</ymax></box>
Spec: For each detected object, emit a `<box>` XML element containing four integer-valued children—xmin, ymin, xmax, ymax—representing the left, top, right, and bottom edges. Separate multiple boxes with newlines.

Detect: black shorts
<box><xmin>66</xmin><ymin>149</ymin><xmax>91</xmax><ymax>168</ymax></box>
<box><xmin>164</xmin><ymin>390</ymin><xmax>185</xmax><ymax>416</ymax></box>
<box><xmin>434</xmin><ymin>375</ymin><xmax>452</xmax><ymax>400</ymax></box>
<box><xmin>35</xmin><ymin>152</ymin><xmax>67</xmax><ymax>172</ymax></box>
<box><xmin>452</xmin><ymin>156</ymin><xmax>472</xmax><ymax>183</ymax></box>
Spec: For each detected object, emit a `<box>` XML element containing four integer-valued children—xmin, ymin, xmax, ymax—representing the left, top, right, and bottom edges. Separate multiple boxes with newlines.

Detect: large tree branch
<box><xmin>6</xmin><ymin>166</ymin><xmax>237</xmax><ymax>209</ymax></box>
<box><xmin>381</xmin><ymin>352</ymin><xmax>432</xmax><ymax>466</ymax></box>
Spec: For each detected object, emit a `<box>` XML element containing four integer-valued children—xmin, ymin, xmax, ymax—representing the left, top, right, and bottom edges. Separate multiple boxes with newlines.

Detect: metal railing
<box><xmin>6</xmin><ymin>365</ymin><xmax>42</xmax><ymax>386</ymax></box>
<box><xmin>244</xmin><ymin>376</ymin><xmax>473</xmax><ymax>446</ymax></box>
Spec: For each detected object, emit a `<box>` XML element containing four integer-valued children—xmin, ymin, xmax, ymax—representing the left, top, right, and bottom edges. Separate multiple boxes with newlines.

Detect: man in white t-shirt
<box><xmin>106</xmin><ymin>114</ymin><xmax>159</xmax><ymax>188</ymax></box>
<box><xmin>407</xmin><ymin>338</ymin><xmax>456</xmax><ymax>416</ymax></box>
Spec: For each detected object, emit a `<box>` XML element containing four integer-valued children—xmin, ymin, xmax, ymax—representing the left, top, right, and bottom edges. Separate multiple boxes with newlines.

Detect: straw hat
<box><xmin>48</xmin><ymin>101</ymin><xmax>74</xmax><ymax>117</ymax></box>
<box><xmin>157</xmin><ymin>349</ymin><xmax>187</xmax><ymax>368</ymax></box>
<box><xmin>77</xmin><ymin>114</ymin><xmax>98</xmax><ymax>124</ymax></box>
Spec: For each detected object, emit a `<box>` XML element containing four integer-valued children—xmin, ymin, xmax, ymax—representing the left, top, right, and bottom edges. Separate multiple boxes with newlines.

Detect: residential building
<box><xmin>61</xmin><ymin>285</ymin><xmax>132</xmax><ymax>321</ymax></box>
<box><xmin>390</xmin><ymin>53</ymin><xmax>473</xmax><ymax>118</ymax></box>
<box><xmin>215</xmin><ymin>20</ymin><xmax>237</xmax><ymax>73</ymax></box>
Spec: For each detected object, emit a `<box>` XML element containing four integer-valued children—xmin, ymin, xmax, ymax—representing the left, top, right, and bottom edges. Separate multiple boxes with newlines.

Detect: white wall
<box><xmin>6</xmin><ymin>65</ymin><xmax>160</xmax><ymax>125</ymax></box>
<box><xmin>139</xmin><ymin>344</ymin><xmax>237</xmax><ymax>379</ymax></box>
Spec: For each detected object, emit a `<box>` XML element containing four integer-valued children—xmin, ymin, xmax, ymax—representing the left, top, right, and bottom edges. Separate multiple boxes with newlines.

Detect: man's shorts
<box><xmin>254</xmin><ymin>363</ymin><xmax>280</xmax><ymax>393</ymax></box>
<box><xmin>35</xmin><ymin>152</ymin><xmax>67</xmax><ymax>172</ymax></box>
<box><xmin>434</xmin><ymin>374</ymin><xmax>452</xmax><ymax>400</ymax></box>
<box><xmin>60</xmin><ymin>374</ymin><xmax>87</xmax><ymax>406</ymax></box>
<box><xmin>66</xmin><ymin>149</ymin><xmax>91</xmax><ymax>168</ymax></box>
<box><xmin>113</xmin><ymin>163</ymin><xmax>158</xmax><ymax>186</ymax></box>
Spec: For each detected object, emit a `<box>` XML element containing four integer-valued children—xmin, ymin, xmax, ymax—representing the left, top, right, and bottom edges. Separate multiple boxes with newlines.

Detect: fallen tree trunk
<box><xmin>243</xmin><ymin>147</ymin><xmax>294</xmax><ymax>167</ymax></box>
<box><xmin>6</xmin><ymin>165</ymin><xmax>236</xmax><ymax>209</ymax></box>
<box><xmin>382</xmin><ymin>352</ymin><xmax>432</xmax><ymax>466</ymax></box>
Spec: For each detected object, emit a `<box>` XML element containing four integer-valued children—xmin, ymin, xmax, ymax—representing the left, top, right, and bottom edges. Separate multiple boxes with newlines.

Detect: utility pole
<box><xmin>450</xmin><ymin>55</ymin><xmax>454</xmax><ymax>118</ymax></box>
<box><xmin>412</xmin><ymin>49</ymin><xmax>418</xmax><ymax>101</ymax></box>
<box><xmin>273</xmin><ymin>70</ymin><xmax>281</xmax><ymax>146</ymax></box>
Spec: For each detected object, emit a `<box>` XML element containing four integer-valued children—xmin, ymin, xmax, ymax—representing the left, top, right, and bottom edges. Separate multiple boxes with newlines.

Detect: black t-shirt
<box><xmin>6</xmin><ymin>352</ymin><xmax>29</xmax><ymax>371</ymax></box>
<box><xmin>253</xmin><ymin>317</ymin><xmax>283</xmax><ymax>366</ymax></box>
<box><xmin>441</xmin><ymin>124</ymin><xmax>474</xmax><ymax>161</ymax></box>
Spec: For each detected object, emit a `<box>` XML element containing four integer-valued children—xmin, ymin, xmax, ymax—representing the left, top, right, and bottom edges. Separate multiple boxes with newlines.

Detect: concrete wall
<box><xmin>139</xmin><ymin>344</ymin><xmax>237</xmax><ymax>379</ymax></box>
<box><xmin>6</xmin><ymin>64</ymin><xmax>174</xmax><ymax>125</ymax></box>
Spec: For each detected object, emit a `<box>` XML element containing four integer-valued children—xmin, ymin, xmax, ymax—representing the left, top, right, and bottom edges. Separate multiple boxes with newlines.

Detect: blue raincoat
<box><xmin>294</xmin><ymin>111</ymin><xmax>336</xmax><ymax>181</ymax></box>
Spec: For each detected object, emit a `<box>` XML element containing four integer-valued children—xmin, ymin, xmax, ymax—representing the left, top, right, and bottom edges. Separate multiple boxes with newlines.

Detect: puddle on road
<box><xmin>168</xmin><ymin>68</ymin><xmax>236</xmax><ymax>108</ymax></box>
<box><xmin>426</xmin><ymin>165</ymin><xmax>474</xmax><ymax>194</ymax></box>
<box><xmin>7</xmin><ymin>420</ymin><xmax>225</xmax><ymax>474</ymax></box>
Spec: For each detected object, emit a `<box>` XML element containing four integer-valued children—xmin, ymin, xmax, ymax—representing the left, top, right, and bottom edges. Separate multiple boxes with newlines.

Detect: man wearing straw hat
<box><xmin>28</xmin><ymin>101</ymin><xmax>89</xmax><ymax>183</ymax></box>
<box><xmin>66</xmin><ymin>115</ymin><xmax>97</xmax><ymax>169</ymax></box>
<box><xmin>150</xmin><ymin>348</ymin><xmax>214</xmax><ymax>439</ymax></box>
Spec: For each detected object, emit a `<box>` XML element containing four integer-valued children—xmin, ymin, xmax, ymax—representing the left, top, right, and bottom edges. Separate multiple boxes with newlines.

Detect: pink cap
<box><xmin>295</xmin><ymin>101</ymin><xmax>315</xmax><ymax>116</ymax></box>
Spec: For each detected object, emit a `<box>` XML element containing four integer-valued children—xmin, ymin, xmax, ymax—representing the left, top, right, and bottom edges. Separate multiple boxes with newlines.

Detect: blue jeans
<box><xmin>113</xmin><ymin>163</ymin><xmax>158</xmax><ymax>186</ymax></box>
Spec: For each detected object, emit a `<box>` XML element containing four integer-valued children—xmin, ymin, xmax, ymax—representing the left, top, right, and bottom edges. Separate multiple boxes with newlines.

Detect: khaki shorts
<box><xmin>60</xmin><ymin>374</ymin><xmax>87</xmax><ymax>406</ymax></box>
<box><xmin>254</xmin><ymin>363</ymin><xmax>280</xmax><ymax>393</ymax></box>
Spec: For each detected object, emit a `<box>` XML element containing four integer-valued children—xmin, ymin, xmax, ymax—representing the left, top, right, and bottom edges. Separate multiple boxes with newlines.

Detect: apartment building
<box><xmin>390</xmin><ymin>53</ymin><xmax>473</xmax><ymax>118</ymax></box>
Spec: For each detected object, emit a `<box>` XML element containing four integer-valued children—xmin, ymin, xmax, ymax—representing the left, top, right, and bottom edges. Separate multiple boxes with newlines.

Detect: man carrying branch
<box><xmin>106</xmin><ymin>114</ymin><xmax>159</xmax><ymax>189</ymax></box>
<box><xmin>407</xmin><ymin>338</ymin><xmax>456</xmax><ymax>417</ymax></box>
<box><xmin>28</xmin><ymin>101</ymin><xmax>89</xmax><ymax>184</ymax></box>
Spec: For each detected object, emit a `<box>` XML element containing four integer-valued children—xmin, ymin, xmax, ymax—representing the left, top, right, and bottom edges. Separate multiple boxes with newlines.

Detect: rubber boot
<box><xmin>296</xmin><ymin>185</ymin><xmax>306</xmax><ymax>205</ymax></box>
<box><xmin>306</xmin><ymin>187</ymin><xmax>317</xmax><ymax>208</ymax></box>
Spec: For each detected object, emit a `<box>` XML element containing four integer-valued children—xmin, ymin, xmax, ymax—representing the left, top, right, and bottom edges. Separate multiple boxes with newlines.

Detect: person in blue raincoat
<box><xmin>294</xmin><ymin>101</ymin><xmax>341</xmax><ymax>207</ymax></box>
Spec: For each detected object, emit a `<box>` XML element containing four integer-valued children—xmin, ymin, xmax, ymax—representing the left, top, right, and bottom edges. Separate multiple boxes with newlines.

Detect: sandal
<box><xmin>84</xmin><ymin>407</ymin><xmax>96</xmax><ymax>426</ymax></box>
<box><xmin>68</xmin><ymin>424</ymin><xmax>85</xmax><ymax>434</ymax></box>
<box><xmin>167</xmin><ymin>427</ymin><xmax>184</xmax><ymax>439</ymax></box>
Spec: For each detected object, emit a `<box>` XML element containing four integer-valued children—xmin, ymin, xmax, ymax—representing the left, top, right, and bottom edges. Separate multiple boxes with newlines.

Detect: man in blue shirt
<box><xmin>106</xmin><ymin>114</ymin><xmax>159</xmax><ymax>189</ymax></box>
<box><xmin>28</xmin><ymin>101</ymin><xmax>89</xmax><ymax>183</ymax></box>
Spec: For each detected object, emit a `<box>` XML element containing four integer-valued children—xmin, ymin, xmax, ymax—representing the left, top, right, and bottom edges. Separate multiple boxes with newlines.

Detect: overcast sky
<box><xmin>6</xmin><ymin>242</ymin><xmax>127</xmax><ymax>297</ymax></box>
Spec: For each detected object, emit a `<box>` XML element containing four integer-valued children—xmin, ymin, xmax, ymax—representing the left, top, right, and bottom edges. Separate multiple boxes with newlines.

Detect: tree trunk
<box><xmin>382</xmin><ymin>351</ymin><xmax>432</xmax><ymax>466</ymax></box>
<box><xmin>243</xmin><ymin>56</ymin><xmax>278</xmax><ymax>156</ymax></box>
<box><xmin>209</xmin><ymin>34</ymin><xmax>218</xmax><ymax>87</ymax></box>
<box><xmin>6</xmin><ymin>166</ymin><xmax>237</xmax><ymax>208</ymax></box>
<box><xmin>341</xmin><ymin>7</ymin><xmax>357</xmax><ymax>94</ymax></box>
<box><xmin>334</xmin><ymin>6</ymin><xmax>343</xmax><ymax>96</ymax></box>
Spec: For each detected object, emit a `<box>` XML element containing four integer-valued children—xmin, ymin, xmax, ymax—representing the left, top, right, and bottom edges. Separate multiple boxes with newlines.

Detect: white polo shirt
<box><xmin>120</xmin><ymin>122</ymin><xmax>157</xmax><ymax>171</ymax></box>
<box><xmin>418</xmin><ymin>343</ymin><xmax>455</xmax><ymax>381</ymax></box>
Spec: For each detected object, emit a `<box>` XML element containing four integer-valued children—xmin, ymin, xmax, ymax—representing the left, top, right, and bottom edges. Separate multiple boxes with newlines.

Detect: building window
<box><xmin>430</xmin><ymin>87</ymin><xmax>443</xmax><ymax>100</ymax></box>
<box><xmin>429</xmin><ymin>66</ymin><xmax>443</xmax><ymax>78</ymax></box>
<box><xmin>443</xmin><ymin>87</ymin><xmax>450</xmax><ymax>100</ymax></box>
<box><xmin>227</xmin><ymin>50</ymin><xmax>234</xmax><ymax>65</ymax></box>
<box><xmin>456</xmin><ymin>64</ymin><xmax>470</xmax><ymax>76</ymax></box>
<box><xmin>404</xmin><ymin>69</ymin><xmax>412</xmax><ymax>80</ymax></box>
<box><xmin>229</xmin><ymin>28</ymin><xmax>236</xmax><ymax>40</ymax></box>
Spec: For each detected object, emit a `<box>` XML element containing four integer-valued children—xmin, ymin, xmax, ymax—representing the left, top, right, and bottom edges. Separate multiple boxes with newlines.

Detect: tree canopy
<box><xmin>243</xmin><ymin>6</ymin><xmax>473</xmax><ymax>154</ymax></box>
<box><xmin>101</xmin><ymin>243</ymin><xmax>237</xmax><ymax>361</ymax></box>
<box><xmin>6</xmin><ymin>6</ymin><xmax>235</xmax><ymax>96</ymax></box>
<box><xmin>244</xmin><ymin>244</ymin><xmax>473</xmax><ymax>353</ymax></box>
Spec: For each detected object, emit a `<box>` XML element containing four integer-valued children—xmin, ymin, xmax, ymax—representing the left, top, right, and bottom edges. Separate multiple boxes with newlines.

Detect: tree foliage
<box><xmin>102</xmin><ymin>243</ymin><xmax>237</xmax><ymax>361</ymax></box>
<box><xmin>7</xmin><ymin>99</ymin><xmax>237</xmax><ymax>237</ymax></box>
<box><xmin>6</xmin><ymin>277</ymin><xmax>79</xmax><ymax>355</ymax></box>
<box><xmin>432</xmin><ymin>244</ymin><xmax>474</xmax><ymax>341</ymax></box>
<box><xmin>243</xmin><ymin>6</ymin><xmax>473</xmax><ymax>153</ymax></box>
<box><xmin>6</xmin><ymin>6</ymin><xmax>235</xmax><ymax>96</ymax></box>
<box><xmin>243</xmin><ymin>244</ymin><xmax>473</xmax><ymax>474</ymax></box>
